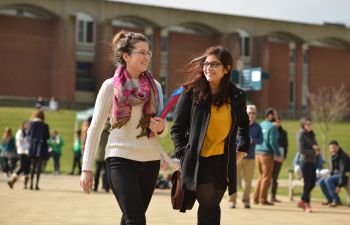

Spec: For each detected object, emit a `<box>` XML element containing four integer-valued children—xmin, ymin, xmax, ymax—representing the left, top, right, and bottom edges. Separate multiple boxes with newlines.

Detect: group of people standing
<box><xmin>2</xmin><ymin>109</ymin><xmax>69</xmax><ymax>190</ymax></box>
<box><xmin>4</xmin><ymin>110</ymin><xmax>50</xmax><ymax>190</ymax></box>
<box><xmin>78</xmin><ymin>29</ymin><xmax>349</xmax><ymax>225</ymax></box>
<box><xmin>296</xmin><ymin>118</ymin><xmax>350</xmax><ymax>211</ymax></box>
<box><xmin>228</xmin><ymin>106</ymin><xmax>288</xmax><ymax>209</ymax></box>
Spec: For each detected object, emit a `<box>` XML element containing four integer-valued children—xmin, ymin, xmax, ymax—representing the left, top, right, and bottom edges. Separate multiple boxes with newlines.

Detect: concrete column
<box><xmin>51</xmin><ymin>15</ymin><xmax>76</xmax><ymax>103</ymax></box>
<box><xmin>249</xmin><ymin>36</ymin><xmax>269</xmax><ymax>110</ymax></box>
<box><xmin>94</xmin><ymin>19</ymin><xmax>114</xmax><ymax>91</ymax></box>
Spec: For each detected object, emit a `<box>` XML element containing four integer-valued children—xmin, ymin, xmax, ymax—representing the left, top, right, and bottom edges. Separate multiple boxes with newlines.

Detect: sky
<box><xmin>107</xmin><ymin>0</ymin><xmax>350</xmax><ymax>26</ymax></box>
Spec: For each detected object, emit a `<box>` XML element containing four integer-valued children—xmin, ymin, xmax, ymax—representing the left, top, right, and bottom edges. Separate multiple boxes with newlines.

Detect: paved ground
<box><xmin>1</xmin><ymin>174</ymin><xmax>349</xmax><ymax>225</ymax></box>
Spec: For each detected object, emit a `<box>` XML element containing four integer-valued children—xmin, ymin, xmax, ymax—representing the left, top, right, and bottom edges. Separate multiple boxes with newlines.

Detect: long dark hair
<box><xmin>183</xmin><ymin>46</ymin><xmax>235</xmax><ymax>107</ymax></box>
<box><xmin>21</xmin><ymin>120</ymin><xmax>28</xmax><ymax>137</ymax></box>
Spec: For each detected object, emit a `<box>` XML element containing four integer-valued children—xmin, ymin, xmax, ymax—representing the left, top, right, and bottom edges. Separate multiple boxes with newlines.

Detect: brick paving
<box><xmin>1</xmin><ymin>174</ymin><xmax>349</xmax><ymax>225</ymax></box>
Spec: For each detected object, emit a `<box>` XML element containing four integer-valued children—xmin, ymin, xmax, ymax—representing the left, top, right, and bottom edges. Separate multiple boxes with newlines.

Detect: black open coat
<box><xmin>171</xmin><ymin>84</ymin><xmax>250</xmax><ymax>195</ymax></box>
<box><xmin>28</xmin><ymin>120</ymin><xmax>50</xmax><ymax>160</ymax></box>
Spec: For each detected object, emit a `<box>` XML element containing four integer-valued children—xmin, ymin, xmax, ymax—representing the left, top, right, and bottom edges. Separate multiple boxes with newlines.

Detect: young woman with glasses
<box><xmin>171</xmin><ymin>46</ymin><xmax>250</xmax><ymax>225</ymax></box>
<box><xmin>297</xmin><ymin>117</ymin><xmax>320</xmax><ymax>212</ymax></box>
<box><xmin>80</xmin><ymin>30</ymin><xmax>167</xmax><ymax>225</ymax></box>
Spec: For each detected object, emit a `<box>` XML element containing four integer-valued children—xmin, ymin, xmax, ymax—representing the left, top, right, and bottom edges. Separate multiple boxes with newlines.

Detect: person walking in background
<box><xmin>48</xmin><ymin>130</ymin><xmax>64</xmax><ymax>175</ymax></box>
<box><xmin>80</xmin><ymin>30</ymin><xmax>167</xmax><ymax>225</ymax></box>
<box><xmin>228</xmin><ymin>104</ymin><xmax>263</xmax><ymax>209</ymax></box>
<box><xmin>80</xmin><ymin>117</ymin><xmax>92</xmax><ymax>154</ymax></box>
<box><xmin>271</xmin><ymin>116</ymin><xmax>288</xmax><ymax>202</ymax></box>
<box><xmin>8</xmin><ymin>121</ymin><xmax>31</xmax><ymax>189</ymax></box>
<box><xmin>93</xmin><ymin>121</ymin><xmax>110</xmax><ymax>192</ymax></box>
<box><xmin>70</xmin><ymin>129</ymin><xmax>82</xmax><ymax>175</ymax></box>
<box><xmin>253</xmin><ymin>108</ymin><xmax>283</xmax><ymax>206</ymax></box>
<box><xmin>319</xmin><ymin>140</ymin><xmax>350</xmax><ymax>207</ymax></box>
<box><xmin>28</xmin><ymin>109</ymin><xmax>50</xmax><ymax>190</ymax></box>
<box><xmin>171</xmin><ymin>46</ymin><xmax>250</xmax><ymax>225</ymax></box>
<box><xmin>297</xmin><ymin>117</ymin><xmax>319</xmax><ymax>212</ymax></box>
<box><xmin>293</xmin><ymin>151</ymin><xmax>329</xmax><ymax>181</ymax></box>
<box><xmin>1</xmin><ymin>127</ymin><xmax>17</xmax><ymax>177</ymax></box>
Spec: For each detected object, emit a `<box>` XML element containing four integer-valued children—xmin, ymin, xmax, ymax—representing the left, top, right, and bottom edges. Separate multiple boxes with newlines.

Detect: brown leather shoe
<box><xmin>271</xmin><ymin>197</ymin><xmax>281</xmax><ymax>203</ymax></box>
<box><xmin>297</xmin><ymin>200</ymin><xmax>305</xmax><ymax>208</ymax></box>
<box><xmin>304</xmin><ymin>203</ymin><xmax>313</xmax><ymax>213</ymax></box>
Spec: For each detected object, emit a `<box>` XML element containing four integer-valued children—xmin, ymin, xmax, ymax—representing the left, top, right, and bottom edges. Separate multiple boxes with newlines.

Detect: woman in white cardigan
<box><xmin>80</xmin><ymin>30</ymin><xmax>167</xmax><ymax>225</ymax></box>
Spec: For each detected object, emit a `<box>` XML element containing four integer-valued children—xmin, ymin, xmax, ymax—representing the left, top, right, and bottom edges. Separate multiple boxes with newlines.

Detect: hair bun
<box><xmin>112</xmin><ymin>30</ymin><xmax>128</xmax><ymax>46</ymax></box>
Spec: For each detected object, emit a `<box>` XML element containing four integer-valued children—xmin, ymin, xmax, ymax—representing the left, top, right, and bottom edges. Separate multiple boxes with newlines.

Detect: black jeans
<box><xmin>94</xmin><ymin>161</ymin><xmax>109</xmax><ymax>191</ymax></box>
<box><xmin>52</xmin><ymin>152</ymin><xmax>60</xmax><ymax>173</ymax></box>
<box><xmin>106</xmin><ymin>157</ymin><xmax>160</xmax><ymax>225</ymax></box>
<box><xmin>71</xmin><ymin>152</ymin><xmax>81</xmax><ymax>174</ymax></box>
<box><xmin>15</xmin><ymin>154</ymin><xmax>30</xmax><ymax>176</ymax></box>
<box><xmin>301</xmin><ymin>162</ymin><xmax>316</xmax><ymax>203</ymax></box>
<box><xmin>271</xmin><ymin>161</ymin><xmax>282</xmax><ymax>198</ymax></box>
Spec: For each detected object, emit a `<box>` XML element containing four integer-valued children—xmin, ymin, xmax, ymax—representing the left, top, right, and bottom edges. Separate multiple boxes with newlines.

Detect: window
<box><xmin>76</xmin><ymin>62</ymin><xmax>95</xmax><ymax>91</ymax></box>
<box><xmin>238</xmin><ymin>30</ymin><xmax>251</xmax><ymax>57</ymax></box>
<box><xmin>290</xmin><ymin>48</ymin><xmax>296</xmax><ymax>63</ymax></box>
<box><xmin>76</xmin><ymin>13</ymin><xmax>95</xmax><ymax>44</ymax></box>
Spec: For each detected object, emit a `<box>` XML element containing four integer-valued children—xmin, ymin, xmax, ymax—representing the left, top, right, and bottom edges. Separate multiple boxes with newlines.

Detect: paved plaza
<box><xmin>1</xmin><ymin>174</ymin><xmax>349</xmax><ymax>225</ymax></box>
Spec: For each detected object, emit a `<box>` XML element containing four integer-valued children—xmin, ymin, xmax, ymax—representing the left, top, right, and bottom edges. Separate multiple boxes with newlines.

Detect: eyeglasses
<box><xmin>305</xmin><ymin>123</ymin><xmax>312</xmax><ymax>126</ymax></box>
<box><xmin>202</xmin><ymin>61</ymin><xmax>222</xmax><ymax>68</ymax></box>
<box><xmin>248</xmin><ymin>112</ymin><xmax>256</xmax><ymax>115</ymax></box>
<box><xmin>131</xmin><ymin>51</ymin><xmax>152</xmax><ymax>58</ymax></box>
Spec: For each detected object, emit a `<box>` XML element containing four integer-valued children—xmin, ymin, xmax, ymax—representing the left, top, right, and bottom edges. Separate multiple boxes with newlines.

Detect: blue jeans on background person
<box><xmin>319</xmin><ymin>174</ymin><xmax>341</xmax><ymax>203</ymax></box>
<box><xmin>52</xmin><ymin>152</ymin><xmax>60</xmax><ymax>174</ymax></box>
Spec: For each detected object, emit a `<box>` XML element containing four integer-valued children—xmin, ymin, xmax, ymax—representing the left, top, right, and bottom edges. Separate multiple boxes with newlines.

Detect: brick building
<box><xmin>0</xmin><ymin>0</ymin><xmax>349</xmax><ymax>113</ymax></box>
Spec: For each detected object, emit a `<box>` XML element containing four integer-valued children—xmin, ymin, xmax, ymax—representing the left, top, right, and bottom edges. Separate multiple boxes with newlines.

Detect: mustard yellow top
<box><xmin>201</xmin><ymin>102</ymin><xmax>232</xmax><ymax>157</ymax></box>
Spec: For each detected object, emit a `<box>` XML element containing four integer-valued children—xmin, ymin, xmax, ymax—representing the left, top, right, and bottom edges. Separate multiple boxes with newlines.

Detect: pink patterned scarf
<box><xmin>110</xmin><ymin>66</ymin><xmax>159</xmax><ymax>138</ymax></box>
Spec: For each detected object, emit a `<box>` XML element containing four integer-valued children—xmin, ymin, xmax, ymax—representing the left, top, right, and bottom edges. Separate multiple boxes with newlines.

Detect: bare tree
<box><xmin>309</xmin><ymin>85</ymin><xmax>350</xmax><ymax>159</ymax></box>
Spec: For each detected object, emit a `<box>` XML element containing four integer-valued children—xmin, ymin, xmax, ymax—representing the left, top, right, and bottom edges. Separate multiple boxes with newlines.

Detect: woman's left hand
<box><xmin>149</xmin><ymin>117</ymin><xmax>165</xmax><ymax>134</ymax></box>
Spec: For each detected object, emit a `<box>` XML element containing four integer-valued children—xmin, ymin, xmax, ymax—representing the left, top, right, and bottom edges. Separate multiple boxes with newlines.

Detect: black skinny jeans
<box><xmin>271</xmin><ymin>161</ymin><xmax>283</xmax><ymax>198</ymax></box>
<box><xmin>15</xmin><ymin>154</ymin><xmax>30</xmax><ymax>176</ymax></box>
<box><xmin>106</xmin><ymin>157</ymin><xmax>160</xmax><ymax>225</ymax></box>
<box><xmin>71</xmin><ymin>152</ymin><xmax>81</xmax><ymax>174</ymax></box>
<box><xmin>301</xmin><ymin>162</ymin><xmax>316</xmax><ymax>203</ymax></box>
<box><xmin>94</xmin><ymin>161</ymin><xmax>109</xmax><ymax>191</ymax></box>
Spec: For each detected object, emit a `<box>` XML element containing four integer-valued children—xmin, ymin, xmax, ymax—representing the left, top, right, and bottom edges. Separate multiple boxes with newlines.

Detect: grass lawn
<box><xmin>160</xmin><ymin>119</ymin><xmax>350</xmax><ymax>179</ymax></box>
<box><xmin>0</xmin><ymin>107</ymin><xmax>77</xmax><ymax>173</ymax></box>
<box><xmin>1</xmin><ymin>107</ymin><xmax>350</xmax><ymax>200</ymax></box>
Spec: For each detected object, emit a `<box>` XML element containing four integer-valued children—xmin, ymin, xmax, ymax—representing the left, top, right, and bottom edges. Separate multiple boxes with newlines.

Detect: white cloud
<box><xmin>106</xmin><ymin>0</ymin><xmax>350</xmax><ymax>26</ymax></box>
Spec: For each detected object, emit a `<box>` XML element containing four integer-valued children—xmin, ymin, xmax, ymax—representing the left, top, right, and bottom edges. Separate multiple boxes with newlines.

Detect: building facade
<box><xmin>1</xmin><ymin>0</ymin><xmax>350</xmax><ymax>113</ymax></box>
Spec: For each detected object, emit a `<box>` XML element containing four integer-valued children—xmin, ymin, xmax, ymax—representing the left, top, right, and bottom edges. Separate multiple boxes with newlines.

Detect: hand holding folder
<box><xmin>158</xmin><ymin>87</ymin><xmax>184</xmax><ymax>119</ymax></box>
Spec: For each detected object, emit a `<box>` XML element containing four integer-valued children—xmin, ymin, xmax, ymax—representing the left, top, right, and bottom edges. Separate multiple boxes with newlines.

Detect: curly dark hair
<box><xmin>183</xmin><ymin>46</ymin><xmax>235</xmax><ymax>107</ymax></box>
<box><xmin>111</xmin><ymin>30</ymin><xmax>149</xmax><ymax>67</ymax></box>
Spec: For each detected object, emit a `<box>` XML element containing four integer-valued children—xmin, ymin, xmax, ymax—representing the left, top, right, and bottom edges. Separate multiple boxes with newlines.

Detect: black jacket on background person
<box><xmin>171</xmin><ymin>84</ymin><xmax>250</xmax><ymax>196</ymax></box>
<box><xmin>277</xmin><ymin>126</ymin><xmax>288</xmax><ymax>159</ymax></box>
<box><xmin>331</xmin><ymin>148</ymin><xmax>350</xmax><ymax>187</ymax></box>
<box><xmin>28</xmin><ymin>120</ymin><xmax>50</xmax><ymax>160</ymax></box>
<box><xmin>297</xmin><ymin>129</ymin><xmax>318</xmax><ymax>163</ymax></box>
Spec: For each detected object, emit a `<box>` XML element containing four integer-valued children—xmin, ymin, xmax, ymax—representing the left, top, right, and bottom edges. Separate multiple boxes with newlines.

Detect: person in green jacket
<box><xmin>48</xmin><ymin>130</ymin><xmax>64</xmax><ymax>175</ymax></box>
<box><xmin>70</xmin><ymin>129</ymin><xmax>82</xmax><ymax>175</ymax></box>
<box><xmin>253</xmin><ymin>108</ymin><xmax>284</xmax><ymax>205</ymax></box>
